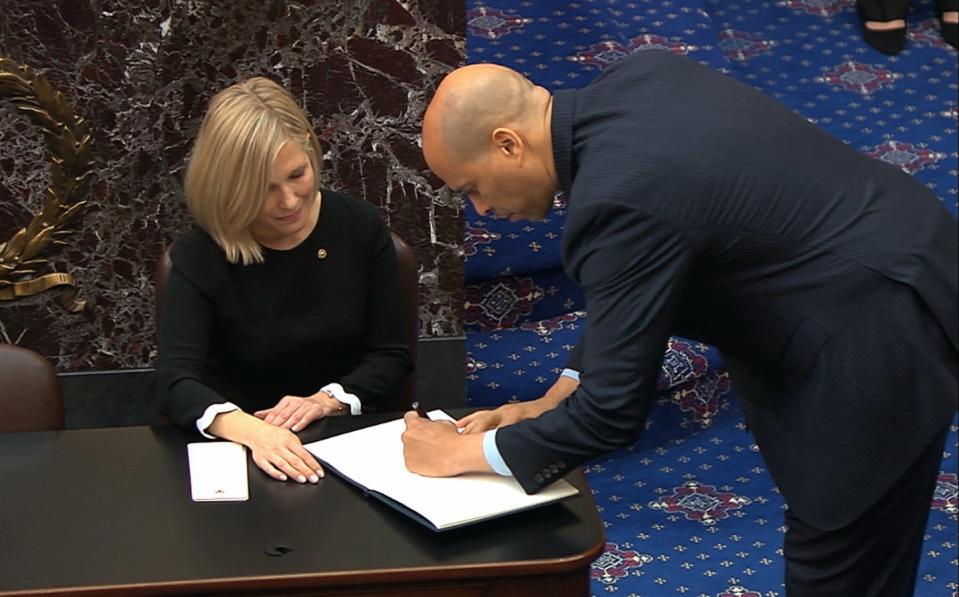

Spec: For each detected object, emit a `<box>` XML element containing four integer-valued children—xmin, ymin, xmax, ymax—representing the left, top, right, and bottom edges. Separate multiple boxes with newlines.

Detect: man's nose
<box><xmin>470</xmin><ymin>196</ymin><xmax>491</xmax><ymax>216</ymax></box>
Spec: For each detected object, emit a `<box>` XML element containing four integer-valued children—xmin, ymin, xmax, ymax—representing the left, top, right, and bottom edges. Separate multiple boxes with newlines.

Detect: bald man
<box><xmin>403</xmin><ymin>50</ymin><xmax>957</xmax><ymax>596</ymax></box>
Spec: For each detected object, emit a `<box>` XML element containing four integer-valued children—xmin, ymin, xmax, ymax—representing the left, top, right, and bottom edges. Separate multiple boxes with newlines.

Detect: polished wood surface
<box><xmin>0</xmin><ymin>413</ymin><xmax>604</xmax><ymax>596</ymax></box>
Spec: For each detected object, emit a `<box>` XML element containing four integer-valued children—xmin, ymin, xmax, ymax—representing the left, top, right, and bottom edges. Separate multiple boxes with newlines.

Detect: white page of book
<box><xmin>303</xmin><ymin>410</ymin><xmax>578</xmax><ymax>530</ymax></box>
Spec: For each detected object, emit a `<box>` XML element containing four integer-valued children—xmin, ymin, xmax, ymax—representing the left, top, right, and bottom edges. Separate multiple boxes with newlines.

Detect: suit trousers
<box><xmin>782</xmin><ymin>424</ymin><xmax>950</xmax><ymax>597</ymax></box>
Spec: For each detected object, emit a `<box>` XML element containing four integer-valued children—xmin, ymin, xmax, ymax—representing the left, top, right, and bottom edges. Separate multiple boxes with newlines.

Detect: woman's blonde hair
<box><xmin>184</xmin><ymin>77</ymin><xmax>323</xmax><ymax>265</ymax></box>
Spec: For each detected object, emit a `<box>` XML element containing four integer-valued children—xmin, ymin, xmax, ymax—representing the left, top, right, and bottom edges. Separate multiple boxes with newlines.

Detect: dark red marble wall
<box><xmin>0</xmin><ymin>0</ymin><xmax>465</xmax><ymax>370</ymax></box>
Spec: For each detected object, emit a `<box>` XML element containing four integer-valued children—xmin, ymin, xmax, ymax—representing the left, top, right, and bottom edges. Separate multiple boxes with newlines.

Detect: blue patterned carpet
<box><xmin>463</xmin><ymin>1</ymin><xmax>958</xmax><ymax>595</ymax></box>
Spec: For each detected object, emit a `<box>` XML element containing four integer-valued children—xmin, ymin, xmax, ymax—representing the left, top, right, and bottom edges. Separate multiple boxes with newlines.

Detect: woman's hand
<box><xmin>246</xmin><ymin>423</ymin><xmax>324</xmax><ymax>483</ymax></box>
<box><xmin>208</xmin><ymin>410</ymin><xmax>324</xmax><ymax>483</ymax></box>
<box><xmin>254</xmin><ymin>391</ymin><xmax>347</xmax><ymax>432</ymax></box>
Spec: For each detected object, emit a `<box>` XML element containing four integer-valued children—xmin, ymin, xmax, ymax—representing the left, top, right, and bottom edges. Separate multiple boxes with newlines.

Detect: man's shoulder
<box><xmin>596</xmin><ymin>49</ymin><xmax>687</xmax><ymax>81</ymax></box>
<box><xmin>619</xmin><ymin>48</ymin><xmax>686</xmax><ymax>68</ymax></box>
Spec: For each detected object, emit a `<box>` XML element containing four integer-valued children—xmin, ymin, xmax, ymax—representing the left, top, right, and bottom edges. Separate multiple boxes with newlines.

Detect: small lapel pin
<box><xmin>317</xmin><ymin>248</ymin><xmax>328</xmax><ymax>259</ymax></box>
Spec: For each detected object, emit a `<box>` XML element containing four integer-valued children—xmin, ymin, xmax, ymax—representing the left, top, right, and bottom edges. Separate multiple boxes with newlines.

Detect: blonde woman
<box><xmin>156</xmin><ymin>77</ymin><xmax>413</xmax><ymax>483</ymax></box>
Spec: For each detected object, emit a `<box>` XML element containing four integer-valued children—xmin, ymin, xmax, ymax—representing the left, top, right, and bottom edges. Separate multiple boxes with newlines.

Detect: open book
<box><xmin>303</xmin><ymin>410</ymin><xmax>579</xmax><ymax>531</ymax></box>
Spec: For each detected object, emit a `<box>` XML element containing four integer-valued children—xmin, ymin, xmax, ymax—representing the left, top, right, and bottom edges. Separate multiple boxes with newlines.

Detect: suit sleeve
<box><xmin>496</xmin><ymin>202</ymin><xmax>693</xmax><ymax>493</ymax></box>
<box><xmin>565</xmin><ymin>338</ymin><xmax>584</xmax><ymax>372</ymax></box>
<box><xmin>336</xmin><ymin>212</ymin><xmax>414</xmax><ymax>410</ymax></box>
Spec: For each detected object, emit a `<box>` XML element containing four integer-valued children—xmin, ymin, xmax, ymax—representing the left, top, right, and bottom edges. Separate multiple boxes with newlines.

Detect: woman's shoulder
<box><xmin>322</xmin><ymin>188</ymin><xmax>382</xmax><ymax>225</ymax></box>
<box><xmin>169</xmin><ymin>227</ymin><xmax>229</xmax><ymax>282</ymax></box>
<box><xmin>321</xmin><ymin>188</ymin><xmax>390</xmax><ymax>246</ymax></box>
<box><xmin>171</xmin><ymin>227</ymin><xmax>218</xmax><ymax>259</ymax></box>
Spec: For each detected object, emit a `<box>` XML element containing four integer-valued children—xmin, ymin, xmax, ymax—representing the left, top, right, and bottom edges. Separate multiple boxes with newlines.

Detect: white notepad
<box><xmin>304</xmin><ymin>410</ymin><xmax>579</xmax><ymax>531</ymax></box>
<box><xmin>187</xmin><ymin>441</ymin><xmax>249</xmax><ymax>502</ymax></box>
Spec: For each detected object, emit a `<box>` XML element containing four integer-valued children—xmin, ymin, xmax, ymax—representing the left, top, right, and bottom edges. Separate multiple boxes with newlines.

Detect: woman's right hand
<box><xmin>209</xmin><ymin>410</ymin><xmax>324</xmax><ymax>483</ymax></box>
<box><xmin>245</xmin><ymin>423</ymin><xmax>324</xmax><ymax>483</ymax></box>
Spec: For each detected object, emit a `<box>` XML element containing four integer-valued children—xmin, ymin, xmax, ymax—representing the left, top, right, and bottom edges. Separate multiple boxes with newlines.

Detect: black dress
<box><xmin>156</xmin><ymin>189</ymin><xmax>413</xmax><ymax>429</ymax></box>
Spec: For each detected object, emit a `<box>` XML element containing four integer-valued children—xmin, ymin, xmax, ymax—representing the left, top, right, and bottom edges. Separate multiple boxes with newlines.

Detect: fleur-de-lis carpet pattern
<box><xmin>464</xmin><ymin>0</ymin><xmax>958</xmax><ymax>595</ymax></box>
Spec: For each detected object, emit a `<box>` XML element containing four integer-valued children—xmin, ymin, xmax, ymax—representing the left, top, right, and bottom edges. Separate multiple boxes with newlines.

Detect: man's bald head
<box><xmin>421</xmin><ymin>63</ymin><xmax>559</xmax><ymax>223</ymax></box>
<box><xmin>423</xmin><ymin>64</ymin><xmax>541</xmax><ymax>162</ymax></box>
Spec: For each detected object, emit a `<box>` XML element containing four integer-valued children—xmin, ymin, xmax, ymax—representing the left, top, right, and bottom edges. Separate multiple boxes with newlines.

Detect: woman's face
<box><xmin>249</xmin><ymin>141</ymin><xmax>316</xmax><ymax>244</ymax></box>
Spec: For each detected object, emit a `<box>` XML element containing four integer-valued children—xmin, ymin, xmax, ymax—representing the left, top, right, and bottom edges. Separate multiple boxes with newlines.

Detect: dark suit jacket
<box><xmin>496</xmin><ymin>50</ymin><xmax>958</xmax><ymax>530</ymax></box>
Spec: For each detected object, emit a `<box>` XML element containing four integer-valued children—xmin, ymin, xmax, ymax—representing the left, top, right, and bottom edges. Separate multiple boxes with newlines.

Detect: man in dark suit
<box><xmin>402</xmin><ymin>50</ymin><xmax>957</xmax><ymax>596</ymax></box>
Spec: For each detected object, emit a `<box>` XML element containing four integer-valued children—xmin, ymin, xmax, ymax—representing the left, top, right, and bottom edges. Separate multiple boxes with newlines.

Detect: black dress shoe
<box><xmin>862</xmin><ymin>26</ymin><xmax>908</xmax><ymax>54</ymax></box>
<box><xmin>942</xmin><ymin>21</ymin><xmax>958</xmax><ymax>49</ymax></box>
<box><xmin>857</xmin><ymin>0</ymin><xmax>909</xmax><ymax>55</ymax></box>
<box><xmin>939</xmin><ymin>0</ymin><xmax>959</xmax><ymax>49</ymax></box>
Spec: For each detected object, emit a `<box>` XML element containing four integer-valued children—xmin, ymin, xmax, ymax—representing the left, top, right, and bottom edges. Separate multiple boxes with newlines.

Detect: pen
<box><xmin>411</xmin><ymin>401</ymin><xmax>429</xmax><ymax>419</ymax></box>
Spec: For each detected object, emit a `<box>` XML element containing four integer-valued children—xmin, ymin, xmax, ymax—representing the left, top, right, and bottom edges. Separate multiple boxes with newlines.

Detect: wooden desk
<box><xmin>0</xmin><ymin>414</ymin><xmax>604</xmax><ymax>596</ymax></box>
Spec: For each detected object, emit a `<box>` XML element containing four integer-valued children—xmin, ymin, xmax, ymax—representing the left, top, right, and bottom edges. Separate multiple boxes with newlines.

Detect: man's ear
<box><xmin>491</xmin><ymin>127</ymin><xmax>523</xmax><ymax>158</ymax></box>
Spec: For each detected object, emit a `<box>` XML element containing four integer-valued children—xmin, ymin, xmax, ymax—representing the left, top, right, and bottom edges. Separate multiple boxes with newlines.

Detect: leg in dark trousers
<box><xmin>783</xmin><ymin>426</ymin><xmax>949</xmax><ymax>597</ymax></box>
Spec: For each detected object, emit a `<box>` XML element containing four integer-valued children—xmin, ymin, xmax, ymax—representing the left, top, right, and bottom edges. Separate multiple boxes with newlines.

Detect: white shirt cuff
<box><xmin>560</xmin><ymin>368</ymin><xmax>581</xmax><ymax>381</ymax></box>
<box><xmin>483</xmin><ymin>429</ymin><xmax>514</xmax><ymax>476</ymax></box>
<box><xmin>320</xmin><ymin>383</ymin><xmax>362</xmax><ymax>415</ymax></box>
<box><xmin>197</xmin><ymin>402</ymin><xmax>241</xmax><ymax>438</ymax></box>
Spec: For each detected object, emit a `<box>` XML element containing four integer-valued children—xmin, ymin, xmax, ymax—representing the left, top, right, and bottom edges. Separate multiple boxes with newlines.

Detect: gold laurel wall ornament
<box><xmin>0</xmin><ymin>57</ymin><xmax>93</xmax><ymax>312</ymax></box>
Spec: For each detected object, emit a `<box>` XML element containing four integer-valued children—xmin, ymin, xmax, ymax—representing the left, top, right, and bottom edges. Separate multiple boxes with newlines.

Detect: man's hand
<box><xmin>456</xmin><ymin>373</ymin><xmax>581</xmax><ymax>434</ymax></box>
<box><xmin>254</xmin><ymin>391</ymin><xmax>346</xmax><ymax>432</ymax></box>
<box><xmin>401</xmin><ymin>412</ymin><xmax>490</xmax><ymax>476</ymax></box>
<box><xmin>456</xmin><ymin>401</ymin><xmax>538</xmax><ymax>434</ymax></box>
<box><xmin>209</xmin><ymin>410</ymin><xmax>324</xmax><ymax>483</ymax></box>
